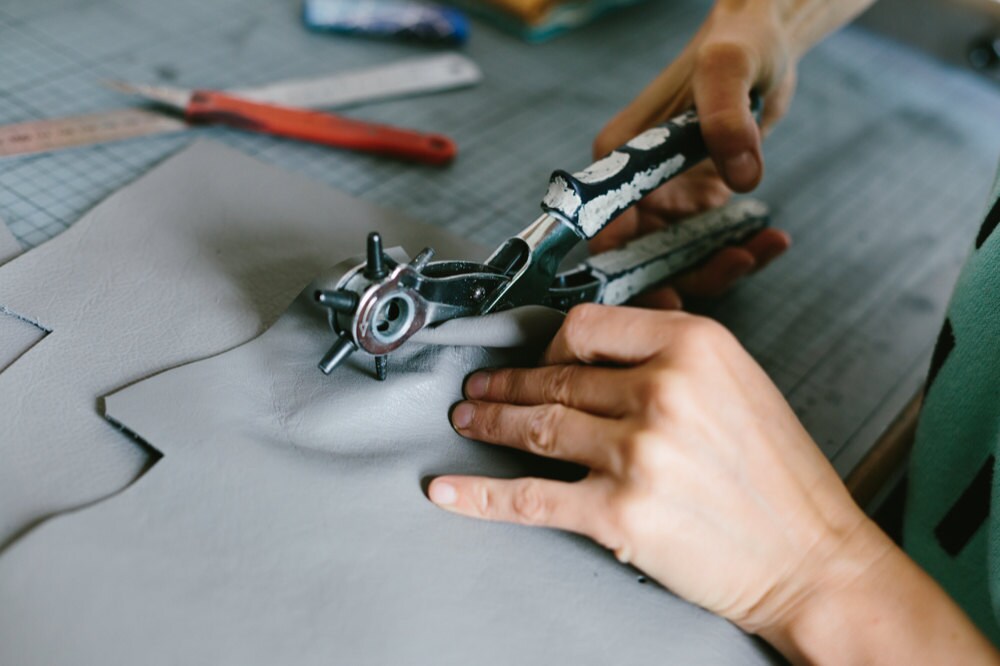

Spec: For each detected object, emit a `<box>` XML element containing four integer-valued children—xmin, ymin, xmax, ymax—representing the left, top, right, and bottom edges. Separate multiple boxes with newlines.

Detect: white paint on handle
<box><xmin>625</xmin><ymin>127</ymin><xmax>671</xmax><ymax>151</ymax></box>
<box><xmin>541</xmin><ymin>175</ymin><xmax>583</xmax><ymax>220</ymax></box>
<box><xmin>573</xmin><ymin>152</ymin><xmax>629</xmax><ymax>184</ymax></box>
<box><xmin>589</xmin><ymin>199</ymin><xmax>768</xmax><ymax>304</ymax></box>
<box><xmin>671</xmin><ymin>110</ymin><xmax>699</xmax><ymax>127</ymax></box>
<box><xmin>575</xmin><ymin>154</ymin><xmax>685</xmax><ymax>237</ymax></box>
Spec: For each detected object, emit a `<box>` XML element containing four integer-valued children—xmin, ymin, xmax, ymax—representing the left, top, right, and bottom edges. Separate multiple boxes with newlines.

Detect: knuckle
<box><xmin>483</xmin><ymin>369</ymin><xmax>508</xmax><ymax>399</ymax></box>
<box><xmin>636</xmin><ymin>370</ymin><xmax>676</xmax><ymax>417</ymax></box>
<box><xmin>479</xmin><ymin>404</ymin><xmax>505</xmax><ymax>438</ymax></box>
<box><xmin>564</xmin><ymin>303</ymin><xmax>598</xmax><ymax>334</ymax></box>
<box><xmin>617</xmin><ymin>492</ymin><xmax>652</xmax><ymax>534</ymax></box>
<box><xmin>474</xmin><ymin>482</ymin><xmax>493</xmax><ymax>516</ymax></box>
<box><xmin>491</xmin><ymin>369</ymin><xmax>527</xmax><ymax>404</ymax></box>
<box><xmin>547</xmin><ymin>364</ymin><xmax>577</xmax><ymax>405</ymax></box>
<box><xmin>511</xmin><ymin>479</ymin><xmax>550</xmax><ymax>524</ymax></box>
<box><xmin>695</xmin><ymin>41</ymin><xmax>753</xmax><ymax>77</ymax></box>
<box><xmin>675</xmin><ymin>314</ymin><xmax>732</xmax><ymax>351</ymax></box>
<box><xmin>561</xmin><ymin>304</ymin><xmax>603</xmax><ymax>361</ymax></box>
<box><xmin>703</xmin><ymin>109</ymin><xmax>753</xmax><ymax>144</ymax></box>
<box><xmin>620</xmin><ymin>430</ymin><xmax>670</xmax><ymax>476</ymax></box>
<box><xmin>604</xmin><ymin>492</ymin><xmax>642</xmax><ymax>552</ymax></box>
<box><xmin>526</xmin><ymin>404</ymin><xmax>563</xmax><ymax>456</ymax></box>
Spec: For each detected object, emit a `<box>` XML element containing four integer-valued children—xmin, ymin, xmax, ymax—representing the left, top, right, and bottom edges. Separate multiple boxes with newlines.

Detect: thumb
<box><xmin>692</xmin><ymin>42</ymin><xmax>763</xmax><ymax>192</ymax></box>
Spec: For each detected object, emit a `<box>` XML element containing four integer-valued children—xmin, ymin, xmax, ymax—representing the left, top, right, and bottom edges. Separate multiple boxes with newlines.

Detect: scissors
<box><xmin>312</xmin><ymin>97</ymin><xmax>770</xmax><ymax>380</ymax></box>
<box><xmin>107</xmin><ymin>81</ymin><xmax>456</xmax><ymax>165</ymax></box>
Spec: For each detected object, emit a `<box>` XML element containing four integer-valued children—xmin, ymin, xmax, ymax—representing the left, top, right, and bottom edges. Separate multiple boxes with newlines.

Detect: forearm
<box><xmin>760</xmin><ymin>520</ymin><xmax>1000</xmax><ymax>665</ymax></box>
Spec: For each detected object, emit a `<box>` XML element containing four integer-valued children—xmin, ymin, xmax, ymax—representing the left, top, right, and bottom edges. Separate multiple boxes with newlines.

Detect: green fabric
<box><xmin>904</xmin><ymin>162</ymin><xmax>1000</xmax><ymax>644</ymax></box>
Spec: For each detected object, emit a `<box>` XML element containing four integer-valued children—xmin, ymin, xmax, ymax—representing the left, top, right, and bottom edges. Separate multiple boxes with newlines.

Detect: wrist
<box><xmin>752</xmin><ymin>517</ymin><xmax>896</xmax><ymax>662</ymax></box>
<box><xmin>752</xmin><ymin>519</ymin><xmax>999</xmax><ymax>665</ymax></box>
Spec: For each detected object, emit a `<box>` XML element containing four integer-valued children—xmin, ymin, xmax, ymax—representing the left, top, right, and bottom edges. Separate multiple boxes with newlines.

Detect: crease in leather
<box><xmin>0</xmin><ymin>140</ymin><xmax>485</xmax><ymax>550</ymax></box>
<box><xmin>0</xmin><ymin>280</ymin><xmax>776</xmax><ymax>665</ymax></box>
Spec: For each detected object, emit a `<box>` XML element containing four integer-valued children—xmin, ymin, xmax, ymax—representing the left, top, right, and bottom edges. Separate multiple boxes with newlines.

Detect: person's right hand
<box><xmin>590</xmin><ymin>0</ymin><xmax>800</xmax><ymax>307</ymax></box>
<box><xmin>429</xmin><ymin>304</ymin><xmax>1000</xmax><ymax>664</ymax></box>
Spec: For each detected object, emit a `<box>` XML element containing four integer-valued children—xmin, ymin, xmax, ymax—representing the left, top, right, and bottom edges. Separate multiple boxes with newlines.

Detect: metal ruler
<box><xmin>0</xmin><ymin>54</ymin><xmax>482</xmax><ymax>159</ymax></box>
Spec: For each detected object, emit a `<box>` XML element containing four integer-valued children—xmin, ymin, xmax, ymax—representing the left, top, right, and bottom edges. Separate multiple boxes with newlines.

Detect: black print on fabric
<box><xmin>976</xmin><ymin>197</ymin><xmax>1000</xmax><ymax>249</ymax></box>
<box><xmin>925</xmin><ymin>319</ymin><xmax>955</xmax><ymax>395</ymax></box>
<box><xmin>935</xmin><ymin>455</ymin><xmax>994</xmax><ymax>557</ymax></box>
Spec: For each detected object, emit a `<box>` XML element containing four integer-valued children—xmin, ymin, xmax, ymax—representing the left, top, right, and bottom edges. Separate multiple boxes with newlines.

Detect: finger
<box><xmin>589</xmin><ymin>208</ymin><xmax>640</xmax><ymax>254</ymax></box>
<box><xmin>464</xmin><ymin>364</ymin><xmax>628</xmax><ymax>416</ymax></box>
<box><xmin>670</xmin><ymin>229</ymin><xmax>789</xmax><ymax>297</ymax></box>
<box><xmin>672</xmin><ymin>246</ymin><xmax>756</xmax><ymax>298</ymax></box>
<box><xmin>451</xmin><ymin>401</ymin><xmax>621</xmax><ymax>469</ymax></box>
<box><xmin>630</xmin><ymin>286</ymin><xmax>684</xmax><ymax>311</ymax></box>
<box><xmin>635</xmin><ymin>164</ymin><xmax>732</xmax><ymax>220</ymax></box>
<box><xmin>692</xmin><ymin>43</ymin><xmax>762</xmax><ymax>192</ymax></box>
<box><xmin>741</xmin><ymin>228</ymin><xmax>791</xmax><ymax>270</ymax></box>
<box><xmin>428</xmin><ymin>474</ymin><xmax>606</xmax><ymax>539</ymax></box>
<box><xmin>760</xmin><ymin>66</ymin><xmax>797</xmax><ymax>135</ymax></box>
<box><xmin>592</xmin><ymin>52</ymin><xmax>695</xmax><ymax>157</ymax></box>
<box><xmin>543</xmin><ymin>303</ymin><xmax>687</xmax><ymax>366</ymax></box>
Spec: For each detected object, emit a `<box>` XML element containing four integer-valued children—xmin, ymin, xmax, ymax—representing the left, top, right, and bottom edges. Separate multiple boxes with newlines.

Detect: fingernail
<box><xmin>429</xmin><ymin>481</ymin><xmax>458</xmax><ymax>506</ymax></box>
<box><xmin>464</xmin><ymin>371</ymin><xmax>490</xmax><ymax>399</ymax></box>
<box><xmin>451</xmin><ymin>402</ymin><xmax>475</xmax><ymax>430</ymax></box>
<box><xmin>723</xmin><ymin>152</ymin><xmax>759</xmax><ymax>190</ymax></box>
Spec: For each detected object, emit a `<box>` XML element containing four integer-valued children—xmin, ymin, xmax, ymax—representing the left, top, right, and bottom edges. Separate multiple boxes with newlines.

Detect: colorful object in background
<box><xmin>303</xmin><ymin>0</ymin><xmax>470</xmax><ymax>45</ymax></box>
<box><xmin>0</xmin><ymin>55</ymin><xmax>481</xmax><ymax>159</ymax></box>
<box><xmin>453</xmin><ymin>0</ymin><xmax>647</xmax><ymax>42</ymax></box>
<box><xmin>107</xmin><ymin>82</ymin><xmax>458</xmax><ymax>166</ymax></box>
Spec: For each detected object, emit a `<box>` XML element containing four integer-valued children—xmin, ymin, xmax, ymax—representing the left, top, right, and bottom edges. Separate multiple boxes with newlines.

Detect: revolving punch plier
<box><xmin>314</xmin><ymin>95</ymin><xmax>770</xmax><ymax>380</ymax></box>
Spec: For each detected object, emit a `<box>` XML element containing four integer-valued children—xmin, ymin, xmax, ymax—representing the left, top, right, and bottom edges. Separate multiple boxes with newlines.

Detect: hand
<box><xmin>590</xmin><ymin>0</ymin><xmax>799</xmax><ymax>307</ymax></box>
<box><xmin>428</xmin><ymin>304</ymin><xmax>880</xmax><ymax>634</ymax></box>
<box><xmin>428</xmin><ymin>304</ymin><xmax>1000</xmax><ymax>662</ymax></box>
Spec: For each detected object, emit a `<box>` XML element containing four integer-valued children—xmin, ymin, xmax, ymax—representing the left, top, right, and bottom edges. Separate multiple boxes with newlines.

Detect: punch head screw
<box><xmin>374</xmin><ymin>355</ymin><xmax>388</xmax><ymax>381</ymax></box>
<box><xmin>365</xmin><ymin>231</ymin><xmax>388</xmax><ymax>280</ymax></box>
<box><xmin>318</xmin><ymin>335</ymin><xmax>357</xmax><ymax>374</ymax></box>
<box><xmin>315</xmin><ymin>289</ymin><xmax>359</xmax><ymax>314</ymax></box>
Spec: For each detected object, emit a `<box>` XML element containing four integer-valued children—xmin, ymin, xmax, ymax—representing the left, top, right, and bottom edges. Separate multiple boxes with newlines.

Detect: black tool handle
<box><xmin>541</xmin><ymin>95</ymin><xmax>761</xmax><ymax>240</ymax></box>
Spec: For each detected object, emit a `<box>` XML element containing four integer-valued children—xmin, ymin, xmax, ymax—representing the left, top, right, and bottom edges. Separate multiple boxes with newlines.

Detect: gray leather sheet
<box><xmin>0</xmin><ymin>283</ymin><xmax>776</xmax><ymax>664</ymax></box>
<box><xmin>0</xmin><ymin>141</ymin><xmax>481</xmax><ymax>550</ymax></box>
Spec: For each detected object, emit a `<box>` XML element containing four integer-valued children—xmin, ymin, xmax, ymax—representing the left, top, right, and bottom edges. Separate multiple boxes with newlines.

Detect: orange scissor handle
<box><xmin>186</xmin><ymin>90</ymin><xmax>456</xmax><ymax>166</ymax></box>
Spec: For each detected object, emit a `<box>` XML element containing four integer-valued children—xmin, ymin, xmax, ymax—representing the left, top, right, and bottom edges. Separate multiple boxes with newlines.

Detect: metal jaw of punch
<box><xmin>315</xmin><ymin>98</ymin><xmax>770</xmax><ymax>381</ymax></box>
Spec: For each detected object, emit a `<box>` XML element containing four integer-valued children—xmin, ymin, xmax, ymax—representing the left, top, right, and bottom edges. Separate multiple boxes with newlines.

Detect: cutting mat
<box><xmin>1</xmin><ymin>0</ymin><xmax>999</xmax><ymax>476</ymax></box>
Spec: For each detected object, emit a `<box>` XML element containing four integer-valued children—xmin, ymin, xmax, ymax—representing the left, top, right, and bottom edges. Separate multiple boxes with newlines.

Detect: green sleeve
<box><xmin>904</xmin><ymin>161</ymin><xmax>1000</xmax><ymax>644</ymax></box>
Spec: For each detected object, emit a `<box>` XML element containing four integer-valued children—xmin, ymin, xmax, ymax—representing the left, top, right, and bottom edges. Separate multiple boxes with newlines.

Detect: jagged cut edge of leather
<box><xmin>102</xmin><ymin>413</ymin><xmax>166</xmax><ymax>460</ymax></box>
<box><xmin>0</xmin><ymin>304</ymin><xmax>52</xmax><ymax>333</ymax></box>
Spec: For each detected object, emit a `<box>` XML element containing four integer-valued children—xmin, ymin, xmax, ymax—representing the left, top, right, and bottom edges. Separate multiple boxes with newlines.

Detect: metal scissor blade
<box><xmin>104</xmin><ymin>81</ymin><xmax>193</xmax><ymax>112</ymax></box>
